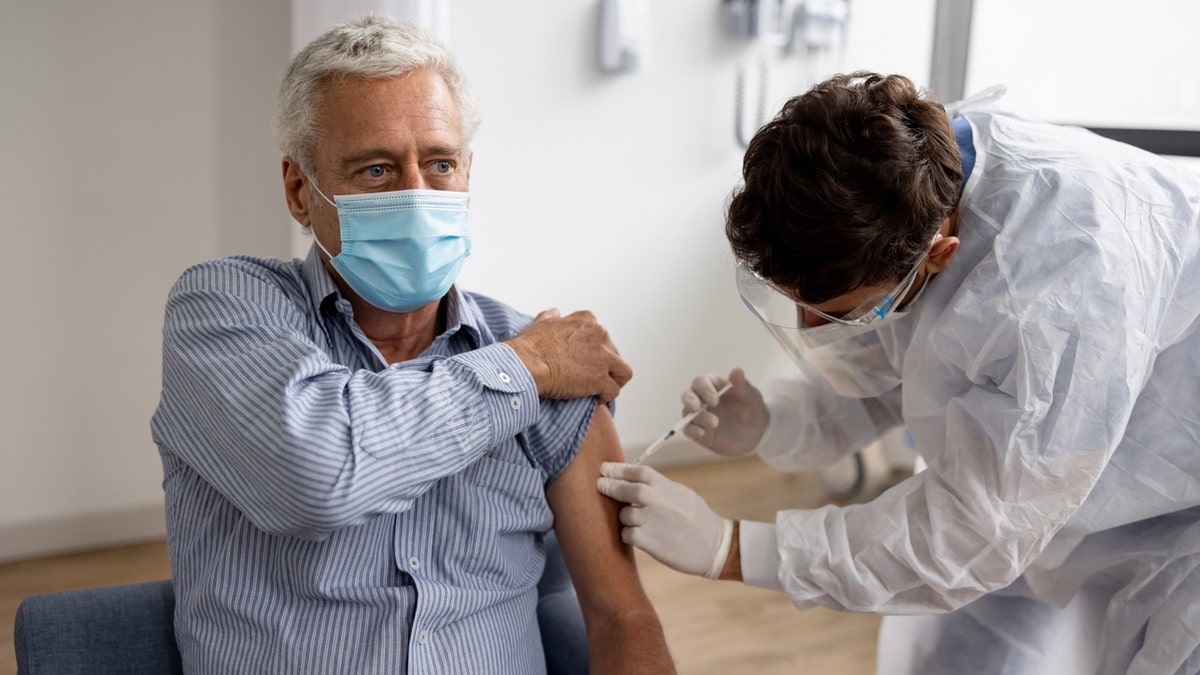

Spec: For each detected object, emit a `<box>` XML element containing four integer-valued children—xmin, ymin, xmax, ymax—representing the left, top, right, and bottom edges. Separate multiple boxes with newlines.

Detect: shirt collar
<box><xmin>300</xmin><ymin>244</ymin><xmax>342</xmax><ymax>315</ymax></box>
<box><xmin>439</xmin><ymin>284</ymin><xmax>484</xmax><ymax>349</ymax></box>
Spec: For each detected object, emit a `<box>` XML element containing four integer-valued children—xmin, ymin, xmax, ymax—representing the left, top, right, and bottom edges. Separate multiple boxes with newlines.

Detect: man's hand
<box><xmin>506</xmin><ymin>309</ymin><xmax>632</xmax><ymax>403</ymax></box>
<box><xmin>597</xmin><ymin>462</ymin><xmax>731</xmax><ymax>578</ymax></box>
<box><xmin>681</xmin><ymin>368</ymin><xmax>769</xmax><ymax>457</ymax></box>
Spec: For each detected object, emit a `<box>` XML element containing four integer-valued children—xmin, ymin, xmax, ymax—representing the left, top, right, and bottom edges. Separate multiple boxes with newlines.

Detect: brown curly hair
<box><xmin>727</xmin><ymin>72</ymin><xmax>962</xmax><ymax>304</ymax></box>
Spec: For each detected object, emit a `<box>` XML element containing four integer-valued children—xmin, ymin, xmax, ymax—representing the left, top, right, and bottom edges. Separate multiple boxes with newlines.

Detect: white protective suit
<box><xmin>739</xmin><ymin>109</ymin><xmax>1200</xmax><ymax>674</ymax></box>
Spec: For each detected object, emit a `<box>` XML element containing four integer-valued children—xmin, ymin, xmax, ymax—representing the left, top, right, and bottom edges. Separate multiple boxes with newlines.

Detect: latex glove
<box><xmin>681</xmin><ymin>368</ymin><xmax>768</xmax><ymax>457</ymax></box>
<box><xmin>597</xmin><ymin>462</ymin><xmax>733</xmax><ymax>578</ymax></box>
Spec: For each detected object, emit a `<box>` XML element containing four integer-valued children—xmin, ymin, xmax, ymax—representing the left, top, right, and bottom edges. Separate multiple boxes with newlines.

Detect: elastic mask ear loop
<box><xmin>306</xmin><ymin>176</ymin><xmax>339</xmax><ymax>260</ymax></box>
<box><xmin>904</xmin><ymin>234</ymin><xmax>945</xmax><ymax>308</ymax></box>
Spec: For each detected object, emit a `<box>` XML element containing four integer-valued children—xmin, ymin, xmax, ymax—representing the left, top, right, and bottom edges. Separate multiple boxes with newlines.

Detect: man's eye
<box><xmin>365</xmin><ymin>165</ymin><xmax>387</xmax><ymax>178</ymax></box>
<box><xmin>432</xmin><ymin>161</ymin><xmax>454</xmax><ymax>174</ymax></box>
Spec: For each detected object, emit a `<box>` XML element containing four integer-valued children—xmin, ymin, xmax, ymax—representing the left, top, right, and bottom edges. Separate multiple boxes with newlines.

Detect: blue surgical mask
<box><xmin>309</xmin><ymin>182</ymin><xmax>471</xmax><ymax>312</ymax></box>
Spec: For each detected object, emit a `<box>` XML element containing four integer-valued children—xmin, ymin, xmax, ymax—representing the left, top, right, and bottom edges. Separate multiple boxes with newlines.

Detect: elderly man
<box><xmin>152</xmin><ymin>16</ymin><xmax>673</xmax><ymax>674</ymax></box>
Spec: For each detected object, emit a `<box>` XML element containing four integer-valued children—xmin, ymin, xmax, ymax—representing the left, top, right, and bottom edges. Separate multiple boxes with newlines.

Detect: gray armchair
<box><xmin>13</xmin><ymin>531</ymin><xmax>587</xmax><ymax>674</ymax></box>
<box><xmin>13</xmin><ymin>580</ymin><xmax>181</xmax><ymax>674</ymax></box>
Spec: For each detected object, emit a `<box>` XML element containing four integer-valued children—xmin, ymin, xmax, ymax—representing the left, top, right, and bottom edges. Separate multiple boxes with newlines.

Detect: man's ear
<box><xmin>282</xmin><ymin>157</ymin><xmax>311</xmax><ymax>227</ymax></box>
<box><xmin>926</xmin><ymin>234</ymin><xmax>959</xmax><ymax>275</ymax></box>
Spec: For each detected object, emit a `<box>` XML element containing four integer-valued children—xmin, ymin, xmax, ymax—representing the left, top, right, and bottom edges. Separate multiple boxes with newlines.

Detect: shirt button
<box><xmin>498</xmin><ymin>371</ymin><xmax>511</xmax><ymax>383</ymax></box>
<box><xmin>409</xmin><ymin>556</ymin><xmax>420</xmax><ymax>570</ymax></box>
<box><xmin>418</xmin><ymin>629</ymin><xmax>429</xmax><ymax>645</ymax></box>
<box><xmin>510</xmin><ymin>396</ymin><xmax>521</xmax><ymax>410</ymax></box>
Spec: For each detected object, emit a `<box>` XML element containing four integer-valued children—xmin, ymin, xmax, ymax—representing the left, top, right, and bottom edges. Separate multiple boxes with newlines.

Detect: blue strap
<box><xmin>952</xmin><ymin>116</ymin><xmax>976</xmax><ymax>195</ymax></box>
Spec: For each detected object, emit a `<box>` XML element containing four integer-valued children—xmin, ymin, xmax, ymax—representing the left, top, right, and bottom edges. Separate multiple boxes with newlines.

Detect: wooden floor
<box><xmin>0</xmin><ymin>458</ymin><xmax>880</xmax><ymax>675</ymax></box>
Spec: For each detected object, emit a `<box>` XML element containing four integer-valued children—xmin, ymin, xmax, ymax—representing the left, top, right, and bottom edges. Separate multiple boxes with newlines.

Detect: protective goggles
<box><xmin>736</xmin><ymin>242</ymin><xmax>932</xmax><ymax>330</ymax></box>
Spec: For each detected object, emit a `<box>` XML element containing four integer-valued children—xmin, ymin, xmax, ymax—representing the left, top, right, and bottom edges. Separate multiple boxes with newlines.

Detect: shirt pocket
<box><xmin>460</xmin><ymin>454</ymin><xmax>551</xmax><ymax>527</ymax></box>
<box><xmin>444</xmin><ymin>455</ymin><xmax>553</xmax><ymax>590</ymax></box>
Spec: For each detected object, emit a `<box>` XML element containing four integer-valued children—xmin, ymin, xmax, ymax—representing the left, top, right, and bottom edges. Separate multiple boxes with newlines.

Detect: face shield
<box><xmin>736</xmin><ymin>240</ymin><xmax>935</xmax><ymax>397</ymax></box>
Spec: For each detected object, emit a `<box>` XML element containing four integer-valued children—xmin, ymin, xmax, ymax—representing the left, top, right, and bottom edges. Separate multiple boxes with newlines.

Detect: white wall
<box><xmin>0</xmin><ymin>0</ymin><xmax>290</xmax><ymax>560</ymax></box>
<box><xmin>449</xmin><ymin>0</ymin><xmax>935</xmax><ymax>459</ymax></box>
<box><xmin>0</xmin><ymin>0</ymin><xmax>932</xmax><ymax>560</ymax></box>
<box><xmin>966</xmin><ymin>0</ymin><xmax>1200</xmax><ymax>130</ymax></box>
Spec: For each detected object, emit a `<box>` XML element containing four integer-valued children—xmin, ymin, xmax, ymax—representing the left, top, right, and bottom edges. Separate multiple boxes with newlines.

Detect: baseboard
<box><xmin>0</xmin><ymin>503</ymin><xmax>167</xmax><ymax>564</ymax></box>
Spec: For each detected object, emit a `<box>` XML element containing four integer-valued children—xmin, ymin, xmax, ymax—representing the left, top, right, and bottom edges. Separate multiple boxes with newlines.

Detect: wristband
<box><xmin>703</xmin><ymin>518</ymin><xmax>735</xmax><ymax>579</ymax></box>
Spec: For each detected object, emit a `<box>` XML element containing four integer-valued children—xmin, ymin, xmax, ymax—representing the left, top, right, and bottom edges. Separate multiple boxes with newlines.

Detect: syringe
<box><xmin>632</xmin><ymin>382</ymin><xmax>734</xmax><ymax>465</ymax></box>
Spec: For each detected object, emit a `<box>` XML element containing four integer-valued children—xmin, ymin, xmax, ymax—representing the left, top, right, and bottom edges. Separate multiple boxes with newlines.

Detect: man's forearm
<box><xmin>587</xmin><ymin>607</ymin><xmax>676</xmax><ymax>674</ymax></box>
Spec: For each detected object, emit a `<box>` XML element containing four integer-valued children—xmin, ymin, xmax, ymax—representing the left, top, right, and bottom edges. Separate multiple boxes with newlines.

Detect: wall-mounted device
<box><xmin>599</xmin><ymin>0</ymin><xmax>649</xmax><ymax>75</ymax></box>
<box><xmin>791</xmin><ymin>0</ymin><xmax>850</xmax><ymax>56</ymax></box>
<box><xmin>722</xmin><ymin>0</ymin><xmax>793</xmax><ymax>46</ymax></box>
<box><xmin>721</xmin><ymin>0</ymin><xmax>849</xmax><ymax>52</ymax></box>
<box><xmin>721</xmin><ymin>0</ymin><xmax>851</xmax><ymax>147</ymax></box>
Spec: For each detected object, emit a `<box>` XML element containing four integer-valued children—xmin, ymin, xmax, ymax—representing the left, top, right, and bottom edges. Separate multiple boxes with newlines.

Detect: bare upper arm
<box><xmin>545</xmin><ymin>403</ymin><xmax>648</xmax><ymax>616</ymax></box>
<box><xmin>545</xmin><ymin>403</ymin><xmax>676</xmax><ymax>672</ymax></box>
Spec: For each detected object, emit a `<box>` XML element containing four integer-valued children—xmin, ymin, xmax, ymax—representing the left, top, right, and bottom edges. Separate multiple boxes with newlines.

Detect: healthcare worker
<box><xmin>597</xmin><ymin>72</ymin><xmax>1200</xmax><ymax>674</ymax></box>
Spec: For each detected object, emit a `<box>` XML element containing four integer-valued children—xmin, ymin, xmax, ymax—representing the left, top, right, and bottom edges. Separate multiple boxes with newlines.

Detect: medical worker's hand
<box><xmin>597</xmin><ymin>462</ymin><xmax>732</xmax><ymax>578</ymax></box>
<box><xmin>507</xmin><ymin>309</ymin><xmax>633</xmax><ymax>403</ymax></box>
<box><xmin>681</xmin><ymin>368</ymin><xmax>768</xmax><ymax>457</ymax></box>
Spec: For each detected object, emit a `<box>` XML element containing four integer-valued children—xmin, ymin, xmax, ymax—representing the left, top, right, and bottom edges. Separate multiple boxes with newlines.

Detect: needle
<box><xmin>632</xmin><ymin>382</ymin><xmax>734</xmax><ymax>465</ymax></box>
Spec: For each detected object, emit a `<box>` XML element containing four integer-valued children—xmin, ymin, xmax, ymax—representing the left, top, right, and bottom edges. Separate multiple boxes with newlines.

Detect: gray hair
<box><xmin>274</xmin><ymin>15</ymin><xmax>480</xmax><ymax>175</ymax></box>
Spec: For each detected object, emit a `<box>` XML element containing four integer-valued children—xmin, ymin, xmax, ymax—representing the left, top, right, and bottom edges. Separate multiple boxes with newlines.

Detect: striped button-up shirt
<box><xmin>151</xmin><ymin>247</ymin><xmax>598</xmax><ymax>674</ymax></box>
